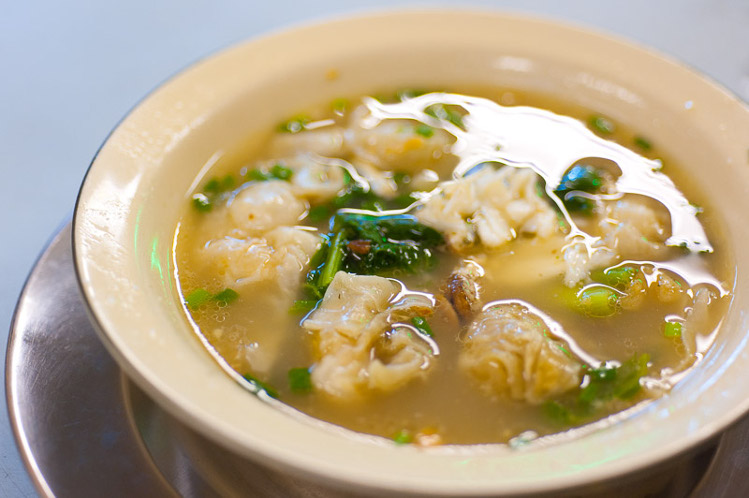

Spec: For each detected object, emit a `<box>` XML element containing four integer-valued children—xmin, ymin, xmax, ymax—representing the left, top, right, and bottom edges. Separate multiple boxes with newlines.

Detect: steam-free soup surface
<box><xmin>174</xmin><ymin>89</ymin><xmax>730</xmax><ymax>446</ymax></box>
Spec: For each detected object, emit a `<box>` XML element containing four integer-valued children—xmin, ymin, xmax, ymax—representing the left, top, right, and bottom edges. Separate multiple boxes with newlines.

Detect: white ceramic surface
<box><xmin>73</xmin><ymin>10</ymin><xmax>749</xmax><ymax>496</ymax></box>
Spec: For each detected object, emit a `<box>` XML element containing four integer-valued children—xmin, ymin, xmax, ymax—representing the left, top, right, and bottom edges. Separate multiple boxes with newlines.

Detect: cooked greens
<box><xmin>303</xmin><ymin>214</ymin><xmax>444</xmax><ymax>299</ymax></box>
<box><xmin>544</xmin><ymin>354</ymin><xmax>650</xmax><ymax>425</ymax></box>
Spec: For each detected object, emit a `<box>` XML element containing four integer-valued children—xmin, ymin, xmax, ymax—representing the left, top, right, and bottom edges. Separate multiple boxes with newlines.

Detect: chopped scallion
<box><xmin>331</xmin><ymin>98</ymin><xmax>349</xmax><ymax>113</ymax></box>
<box><xmin>414</xmin><ymin>124</ymin><xmax>434</xmax><ymax>138</ymax></box>
<box><xmin>411</xmin><ymin>316</ymin><xmax>433</xmax><ymax>337</ymax></box>
<box><xmin>243</xmin><ymin>374</ymin><xmax>278</xmax><ymax>399</ymax></box>
<box><xmin>602</xmin><ymin>267</ymin><xmax>637</xmax><ymax>290</ymax></box>
<box><xmin>185</xmin><ymin>287</ymin><xmax>239</xmax><ymax>310</ymax></box>
<box><xmin>589</xmin><ymin>115</ymin><xmax>615</xmax><ymax>134</ymax></box>
<box><xmin>289</xmin><ymin>299</ymin><xmax>320</xmax><ymax>314</ymax></box>
<box><xmin>578</xmin><ymin>286</ymin><xmax>619</xmax><ymax>317</ymax></box>
<box><xmin>664</xmin><ymin>321</ymin><xmax>682</xmax><ymax>338</ymax></box>
<box><xmin>278</xmin><ymin>115</ymin><xmax>311</xmax><ymax>133</ymax></box>
<box><xmin>246</xmin><ymin>169</ymin><xmax>271</xmax><ymax>182</ymax></box>
<box><xmin>425</xmin><ymin>104</ymin><xmax>464</xmax><ymax>129</ymax></box>
<box><xmin>392</xmin><ymin>429</ymin><xmax>413</xmax><ymax>445</ymax></box>
<box><xmin>191</xmin><ymin>193</ymin><xmax>212</xmax><ymax>212</ymax></box>
<box><xmin>185</xmin><ymin>288</ymin><xmax>212</xmax><ymax>310</ymax></box>
<box><xmin>634</xmin><ymin>136</ymin><xmax>652</xmax><ymax>151</ymax></box>
<box><xmin>271</xmin><ymin>164</ymin><xmax>293</xmax><ymax>181</ymax></box>
<box><xmin>214</xmin><ymin>288</ymin><xmax>239</xmax><ymax>305</ymax></box>
<box><xmin>288</xmin><ymin>367</ymin><xmax>313</xmax><ymax>393</ymax></box>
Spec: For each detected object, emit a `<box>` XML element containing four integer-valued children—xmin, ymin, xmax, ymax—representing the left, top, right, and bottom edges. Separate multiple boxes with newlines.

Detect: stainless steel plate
<box><xmin>6</xmin><ymin>223</ymin><xmax>749</xmax><ymax>497</ymax></box>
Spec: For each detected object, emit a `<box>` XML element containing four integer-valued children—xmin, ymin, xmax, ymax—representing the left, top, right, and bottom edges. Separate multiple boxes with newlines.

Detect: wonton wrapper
<box><xmin>303</xmin><ymin>272</ymin><xmax>435</xmax><ymax>400</ymax></box>
<box><xmin>459</xmin><ymin>303</ymin><xmax>581</xmax><ymax>404</ymax></box>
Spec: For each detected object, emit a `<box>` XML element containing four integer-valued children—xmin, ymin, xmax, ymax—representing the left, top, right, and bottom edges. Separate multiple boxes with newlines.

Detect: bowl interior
<box><xmin>73</xmin><ymin>9</ymin><xmax>749</xmax><ymax>495</ymax></box>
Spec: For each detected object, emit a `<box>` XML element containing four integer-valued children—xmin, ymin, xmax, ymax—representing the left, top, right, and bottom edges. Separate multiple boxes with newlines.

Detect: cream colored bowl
<box><xmin>74</xmin><ymin>9</ymin><xmax>749</xmax><ymax>496</ymax></box>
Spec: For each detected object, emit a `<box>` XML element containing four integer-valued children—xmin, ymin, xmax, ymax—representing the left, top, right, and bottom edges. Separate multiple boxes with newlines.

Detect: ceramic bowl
<box><xmin>73</xmin><ymin>9</ymin><xmax>749</xmax><ymax>496</ymax></box>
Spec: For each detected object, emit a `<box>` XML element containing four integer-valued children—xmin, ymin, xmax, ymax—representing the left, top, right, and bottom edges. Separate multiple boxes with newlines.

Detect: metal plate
<box><xmin>6</xmin><ymin>223</ymin><xmax>749</xmax><ymax>497</ymax></box>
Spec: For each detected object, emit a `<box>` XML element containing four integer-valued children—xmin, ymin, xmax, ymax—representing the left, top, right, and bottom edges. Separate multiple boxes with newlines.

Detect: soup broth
<box><xmin>174</xmin><ymin>88</ymin><xmax>731</xmax><ymax>445</ymax></box>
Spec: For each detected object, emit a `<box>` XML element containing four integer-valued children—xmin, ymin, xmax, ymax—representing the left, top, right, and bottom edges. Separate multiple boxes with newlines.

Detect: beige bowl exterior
<box><xmin>74</xmin><ymin>9</ymin><xmax>749</xmax><ymax>496</ymax></box>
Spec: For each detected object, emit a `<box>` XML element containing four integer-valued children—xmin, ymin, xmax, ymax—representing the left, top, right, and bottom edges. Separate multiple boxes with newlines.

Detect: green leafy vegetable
<box><xmin>308</xmin><ymin>205</ymin><xmax>332</xmax><ymax>223</ymax></box>
<box><xmin>319</xmin><ymin>230</ymin><xmax>348</xmax><ymax>289</ymax></box>
<box><xmin>333</xmin><ymin>213</ymin><xmax>443</xmax><ymax>246</ymax></box>
<box><xmin>300</xmin><ymin>214</ymin><xmax>444</xmax><ymax>302</ymax></box>
<box><xmin>411</xmin><ymin>316</ymin><xmax>433</xmax><ymax>337</ymax></box>
<box><xmin>392</xmin><ymin>171</ymin><xmax>410</xmax><ymax>187</ymax></box>
<box><xmin>332</xmin><ymin>213</ymin><xmax>444</xmax><ymax>275</ymax></box>
<box><xmin>288</xmin><ymin>367</ymin><xmax>313</xmax><ymax>393</ymax></box>
<box><xmin>243</xmin><ymin>374</ymin><xmax>278</xmax><ymax>399</ymax></box>
<box><xmin>544</xmin><ymin>354</ymin><xmax>650</xmax><ymax>425</ymax></box>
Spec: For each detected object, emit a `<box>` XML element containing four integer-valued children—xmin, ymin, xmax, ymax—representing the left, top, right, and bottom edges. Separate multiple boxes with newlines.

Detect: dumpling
<box><xmin>266</xmin><ymin>126</ymin><xmax>347</xmax><ymax>159</ymax></box>
<box><xmin>416</xmin><ymin>166</ymin><xmax>560</xmax><ymax>252</ymax></box>
<box><xmin>228</xmin><ymin>181</ymin><xmax>306</xmax><ymax>234</ymax></box>
<box><xmin>599</xmin><ymin>196</ymin><xmax>670</xmax><ymax>258</ymax></box>
<box><xmin>346</xmin><ymin>105</ymin><xmax>455</xmax><ymax>174</ymax></box>
<box><xmin>459</xmin><ymin>303</ymin><xmax>582</xmax><ymax>404</ymax></box>
<box><xmin>562</xmin><ymin>196</ymin><xmax>670</xmax><ymax>287</ymax></box>
<box><xmin>279</xmin><ymin>153</ymin><xmax>347</xmax><ymax>203</ymax></box>
<box><xmin>302</xmin><ymin>272</ymin><xmax>435</xmax><ymax>399</ymax></box>
<box><xmin>203</xmin><ymin>226</ymin><xmax>320</xmax><ymax>296</ymax></box>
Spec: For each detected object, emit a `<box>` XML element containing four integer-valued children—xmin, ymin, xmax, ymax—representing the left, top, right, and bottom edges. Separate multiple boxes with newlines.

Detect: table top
<box><xmin>2</xmin><ymin>1</ymin><xmax>748</xmax><ymax>495</ymax></box>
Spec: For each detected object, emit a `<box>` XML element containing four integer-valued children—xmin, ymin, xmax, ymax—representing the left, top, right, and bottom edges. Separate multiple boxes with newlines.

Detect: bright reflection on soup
<box><xmin>174</xmin><ymin>89</ymin><xmax>731</xmax><ymax>446</ymax></box>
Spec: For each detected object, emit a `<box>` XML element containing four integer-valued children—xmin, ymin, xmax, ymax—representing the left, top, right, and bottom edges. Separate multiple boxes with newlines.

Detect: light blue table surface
<box><xmin>1</xmin><ymin>1</ymin><xmax>748</xmax><ymax>495</ymax></box>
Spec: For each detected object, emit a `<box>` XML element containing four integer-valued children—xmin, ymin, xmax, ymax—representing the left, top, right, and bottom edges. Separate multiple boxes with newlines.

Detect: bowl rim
<box><xmin>72</xmin><ymin>7</ymin><xmax>749</xmax><ymax>496</ymax></box>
